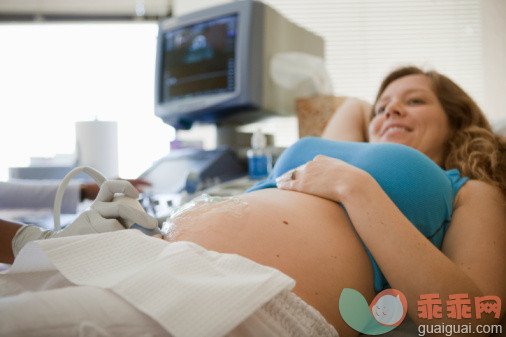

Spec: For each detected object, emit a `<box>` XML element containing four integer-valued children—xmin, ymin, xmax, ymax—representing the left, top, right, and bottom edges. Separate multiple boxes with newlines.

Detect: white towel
<box><xmin>1</xmin><ymin>230</ymin><xmax>295</xmax><ymax>337</ymax></box>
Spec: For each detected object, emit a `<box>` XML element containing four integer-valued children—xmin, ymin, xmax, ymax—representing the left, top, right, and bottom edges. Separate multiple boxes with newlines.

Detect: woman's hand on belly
<box><xmin>276</xmin><ymin>154</ymin><xmax>375</xmax><ymax>204</ymax></box>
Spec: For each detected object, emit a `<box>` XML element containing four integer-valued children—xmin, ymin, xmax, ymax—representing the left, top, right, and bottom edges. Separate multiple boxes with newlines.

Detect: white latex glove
<box><xmin>12</xmin><ymin>180</ymin><xmax>159</xmax><ymax>256</ymax></box>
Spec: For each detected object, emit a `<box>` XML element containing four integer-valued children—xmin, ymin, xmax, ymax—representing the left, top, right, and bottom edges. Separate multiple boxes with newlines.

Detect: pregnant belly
<box><xmin>163</xmin><ymin>188</ymin><xmax>375</xmax><ymax>335</ymax></box>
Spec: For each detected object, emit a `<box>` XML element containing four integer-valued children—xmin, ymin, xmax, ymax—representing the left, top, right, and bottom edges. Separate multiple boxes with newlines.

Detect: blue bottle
<box><xmin>247</xmin><ymin>129</ymin><xmax>272</xmax><ymax>180</ymax></box>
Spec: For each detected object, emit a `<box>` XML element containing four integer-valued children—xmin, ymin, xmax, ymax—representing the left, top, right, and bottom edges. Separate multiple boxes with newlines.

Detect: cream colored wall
<box><xmin>171</xmin><ymin>0</ymin><xmax>506</xmax><ymax>123</ymax></box>
<box><xmin>481</xmin><ymin>0</ymin><xmax>506</xmax><ymax>121</ymax></box>
<box><xmin>172</xmin><ymin>0</ymin><xmax>231</xmax><ymax>16</ymax></box>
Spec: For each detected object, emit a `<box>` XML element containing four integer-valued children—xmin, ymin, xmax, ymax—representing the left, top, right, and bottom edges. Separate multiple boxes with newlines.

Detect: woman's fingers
<box><xmin>276</xmin><ymin>155</ymin><xmax>340</xmax><ymax>185</ymax></box>
<box><xmin>276</xmin><ymin>179</ymin><xmax>296</xmax><ymax>190</ymax></box>
<box><xmin>275</xmin><ymin>155</ymin><xmax>356</xmax><ymax>202</ymax></box>
<box><xmin>276</xmin><ymin>164</ymin><xmax>307</xmax><ymax>183</ymax></box>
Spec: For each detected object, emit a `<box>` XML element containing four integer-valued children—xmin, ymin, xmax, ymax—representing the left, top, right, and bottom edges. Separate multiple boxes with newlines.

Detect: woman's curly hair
<box><xmin>373</xmin><ymin>66</ymin><xmax>506</xmax><ymax>198</ymax></box>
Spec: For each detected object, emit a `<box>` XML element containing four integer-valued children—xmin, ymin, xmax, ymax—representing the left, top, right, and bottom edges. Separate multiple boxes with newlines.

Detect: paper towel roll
<box><xmin>75</xmin><ymin>120</ymin><xmax>119</xmax><ymax>179</ymax></box>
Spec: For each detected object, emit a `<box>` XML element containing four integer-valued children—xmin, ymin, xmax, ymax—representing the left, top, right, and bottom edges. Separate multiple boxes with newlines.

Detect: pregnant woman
<box><xmin>160</xmin><ymin>67</ymin><xmax>505</xmax><ymax>335</ymax></box>
<box><xmin>3</xmin><ymin>66</ymin><xmax>505</xmax><ymax>336</ymax></box>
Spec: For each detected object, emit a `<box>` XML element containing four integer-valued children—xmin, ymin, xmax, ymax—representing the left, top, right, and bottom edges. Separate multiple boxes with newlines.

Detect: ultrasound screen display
<box><xmin>161</xmin><ymin>14</ymin><xmax>237</xmax><ymax>102</ymax></box>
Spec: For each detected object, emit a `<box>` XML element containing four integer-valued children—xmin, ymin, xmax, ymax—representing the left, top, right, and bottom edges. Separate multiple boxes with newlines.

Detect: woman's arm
<box><xmin>321</xmin><ymin>97</ymin><xmax>373</xmax><ymax>142</ymax></box>
<box><xmin>0</xmin><ymin>218</ymin><xmax>22</xmax><ymax>264</ymax></box>
<box><xmin>344</xmin><ymin>178</ymin><xmax>506</xmax><ymax>333</ymax></box>
<box><xmin>277</xmin><ymin>156</ymin><xmax>506</xmax><ymax>335</ymax></box>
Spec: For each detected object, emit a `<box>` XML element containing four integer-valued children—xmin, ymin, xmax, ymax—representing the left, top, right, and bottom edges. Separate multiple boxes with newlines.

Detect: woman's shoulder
<box><xmin>454</xmin><ymin>179</ymin><xmax>506</xmax><ymax>210</ymax></box>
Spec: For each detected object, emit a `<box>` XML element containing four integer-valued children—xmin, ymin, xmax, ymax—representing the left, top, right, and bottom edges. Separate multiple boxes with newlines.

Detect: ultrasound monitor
<box><xmin>154</xmin><ymin>0</ymin><xmax>324</xmax><ymax>131</ymax></box>
<box><xmin>160</xmin><ymin>15</ymin><xmax>237</xmax><ymax>108</ymax></box>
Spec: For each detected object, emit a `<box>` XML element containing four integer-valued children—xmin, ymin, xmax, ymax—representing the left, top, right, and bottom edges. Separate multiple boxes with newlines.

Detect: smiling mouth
<box><xmin>382</xmin><ymin>126</ymin><xmax>411</xmax><ymax>136</ymax></box>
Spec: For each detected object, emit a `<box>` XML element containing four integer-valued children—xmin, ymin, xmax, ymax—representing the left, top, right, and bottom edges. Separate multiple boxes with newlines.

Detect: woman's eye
<box><xmin>376</xmin><ymin>106</ymin><xmax>386</xmax><ymax>114</ymax></box>
<box><xmin>408</xmin><ymin>98</ymin><xmax>424</xmax><ymax>105</ymax></box>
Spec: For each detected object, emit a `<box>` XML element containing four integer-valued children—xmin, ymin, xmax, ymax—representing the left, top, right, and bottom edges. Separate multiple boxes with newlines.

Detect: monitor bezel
<box><xmin>154</xmin><ymin>1</ymin><xmax>254</xmax><ymax>128</ymax></box>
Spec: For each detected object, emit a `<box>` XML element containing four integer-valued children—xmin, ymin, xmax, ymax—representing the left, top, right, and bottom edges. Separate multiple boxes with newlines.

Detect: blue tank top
<box><xmin>246</xmin><ymin>137</ymin><xmax>469</xmax><ymax>292</ymax></box>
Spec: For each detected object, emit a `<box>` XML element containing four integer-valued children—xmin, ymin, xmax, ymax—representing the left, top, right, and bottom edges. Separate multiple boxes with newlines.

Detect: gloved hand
<box><xmin>12</xmin><ymin>180</ymin><xmax>159</xmax><ymax>256</ymax></box>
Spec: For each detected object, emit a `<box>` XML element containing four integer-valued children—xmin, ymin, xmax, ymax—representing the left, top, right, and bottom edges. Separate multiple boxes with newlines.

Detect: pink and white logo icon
<box><xmin>370</xmin><ymin>289</ymin><xmax>408</xmax><ymax>327</ymax></box>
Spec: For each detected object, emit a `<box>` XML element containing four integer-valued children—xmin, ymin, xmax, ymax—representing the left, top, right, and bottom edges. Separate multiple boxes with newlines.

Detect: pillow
<box><xmin>492</xmin><ymin>118</ymin><xmax>506</xmax><ymax>137</ymax></box>
<box><xmin>296</xmin><ymin>95</ymin><xmax>506</xmax><ymax>139</ymax></box>
<box><xmin>295</xmin><ymin>95</ymin><xmax>347</xmax><ymax>138</ymax></box>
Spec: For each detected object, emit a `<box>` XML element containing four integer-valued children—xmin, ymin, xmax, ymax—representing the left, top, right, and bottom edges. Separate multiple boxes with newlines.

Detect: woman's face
<box><xmin>368</xmin><ymin>74</ymin><xmax>450</xmax><ymax>165</ymax></box>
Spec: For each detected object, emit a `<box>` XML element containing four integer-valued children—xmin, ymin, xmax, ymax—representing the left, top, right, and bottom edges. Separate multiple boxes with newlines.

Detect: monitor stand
<box><xmin>215</xmin><ymin>124</ymin><xmax>253</xmax><ymax>152</ymax></box>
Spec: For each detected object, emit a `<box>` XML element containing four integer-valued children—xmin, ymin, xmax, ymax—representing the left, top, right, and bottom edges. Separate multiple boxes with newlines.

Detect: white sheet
<box><xmin>0</xmin><ymin>230</ymin><xmax>296</xmax><ymax>337</ymax></box>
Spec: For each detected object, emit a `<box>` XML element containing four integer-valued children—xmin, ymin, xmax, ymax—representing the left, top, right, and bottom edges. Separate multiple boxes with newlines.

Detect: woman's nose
<box><xmin>384</xmin><ymin>101</ymin><xmax>404</xmax><ymax>118</ymax></box>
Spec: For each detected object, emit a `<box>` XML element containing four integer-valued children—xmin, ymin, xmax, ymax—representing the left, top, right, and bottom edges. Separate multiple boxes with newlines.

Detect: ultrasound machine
<box><xmin>138</xmin><ymin>0</ymin><xmax>324</xmax><ymax>219</ymax></box>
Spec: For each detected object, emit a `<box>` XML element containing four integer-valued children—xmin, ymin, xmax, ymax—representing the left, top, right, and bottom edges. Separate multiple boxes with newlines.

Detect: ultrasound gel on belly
<box><xmin>161</xmin><ymin>194</ymin><xmax>248</xmax><ymax>240</ymax></box>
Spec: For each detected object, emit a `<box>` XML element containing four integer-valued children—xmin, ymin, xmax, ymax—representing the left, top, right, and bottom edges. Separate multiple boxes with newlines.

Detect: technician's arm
<box><xmin>0</xmin><ymin>180</ymin><xmax>150</xmax><ymax>214</ymax></box>
<box><xmin>80</xmin><ymin>179</ymin><xmax>151</xmax><ymax>200</ymax></box>
<box><xmin>321</xmin><ymin>97</ymin><xmax>373</xmax><ymax>142</ymax></box>
<box><xmin>0</xmin><ymin>181</ymin><xmax>81</xmax><ymax>214</ymax></box>
<box><xmin>4</xmin><ymin>181</ymin><xmax>158</xmax><ymax>264</ymax></box>
<box><xmin>0</xmin><ymin>218</ymin><xmax>22</xmax><ymax>264</ymax></box>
